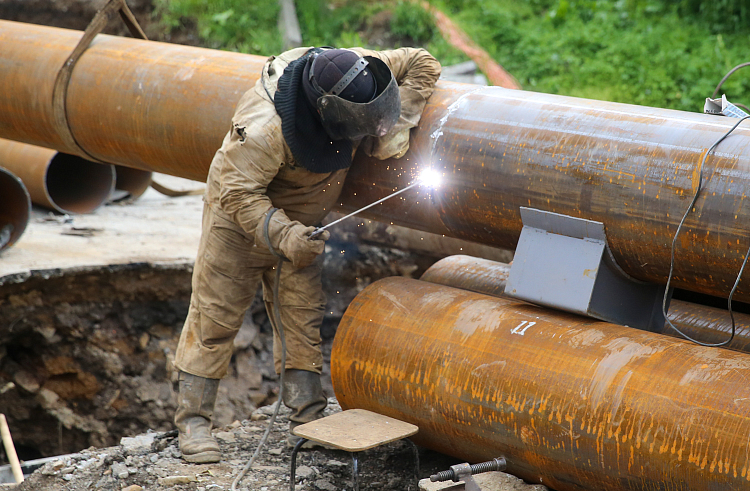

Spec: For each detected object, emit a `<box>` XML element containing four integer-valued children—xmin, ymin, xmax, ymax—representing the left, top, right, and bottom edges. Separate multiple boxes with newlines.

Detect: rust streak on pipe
<box><xmin>421</xmin><ymin>255</ymin><xmax>750</xmax><ymax>352</ymax></box>
<box><xmin>3</xmin><ymin>21</ymin><xmax>750</xmax><ymax>300</ymax></box>
<box><xmin>0</xmin><ymin>167</ymin><xmax>31</xmax><ymax>252</ymax></box>
<box><xmin>0</xmin><ymin>139</ymin><xmax>114</xmax><ymax>214</ymax></box>
<box><xmin>331</xmin><ymin>277</ymin><xmax>750</xmax><ymax>491</ymax></box>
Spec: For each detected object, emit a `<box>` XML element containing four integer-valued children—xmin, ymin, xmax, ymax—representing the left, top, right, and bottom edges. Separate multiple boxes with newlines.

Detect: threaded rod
<box><xmin>430</xmin><ymin>457</ymin><xmax>506</xmax><ymax>482</ymax></box>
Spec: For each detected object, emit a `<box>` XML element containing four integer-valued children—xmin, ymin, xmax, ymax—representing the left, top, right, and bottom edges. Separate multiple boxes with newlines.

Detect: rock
<box><xmin>214</xmin><ymin>431</ymin><xmax>235</xmax><ymax>443</ymax></box>
<box><xmin>120</xmin><ymin>433</ymin><xmax>156</xmax><ymax>455</ymax></box>
<box><xmin>158</xmin><ymin>475</ymin><xmax>196</xmax><ymax>486</ymax></box>
<box><xmin>111</xmin><ymin>462</ymin><xmax>129</xmax><ymax>479</ymax></box>
<box><xmin>122</xmin><ymin>486</ymin><xmax>143</xmax><ymax>491</ymax></box>
<box><xmin>418</xmin><ymin>472</ymin><xmax>549</xmax><ymax>491</ymax></box>
<box><xmin>268</xmin><ymin>448</ymin><xmax>282</xmax><ymax>456</ymax></box>
<box><xmin>233</xmin><ymin>315</ymin><xmax>259</xmax><ymax>350</ymax></box>
<box><xmin>295</xmin><ymin>465</ymin><xmax>315</xmax><ymax>480</ymax></box>
<box><xmin>314</xmin><ymin>479</ymin><xmax>338</xmax><ymax>491</ymax></box>
<box><xmin>62</xmin><ymin>474</ymin><xmax>74</xmax><ymax>481</ymax></box>
<box><xmin>13</xmin><ymin>369</ymin><xmax>40</xmax><ymax>393</ymax></box>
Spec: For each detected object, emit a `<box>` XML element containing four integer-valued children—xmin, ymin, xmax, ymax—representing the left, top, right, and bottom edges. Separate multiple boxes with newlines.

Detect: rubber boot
<box><xmin>174</xmin><ymin>371</ymin><xmax>221</xmax><ymax>463</ymax></box>
<box><xmin>283</xmin><ymin>369</ymin><xmax>328</xmax><ymax>448</ymax></box>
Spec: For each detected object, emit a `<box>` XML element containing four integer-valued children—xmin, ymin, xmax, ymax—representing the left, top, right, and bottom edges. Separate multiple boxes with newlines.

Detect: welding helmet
<box><xmin>302</xmin><ymin>49</ymin><xmax>401</xmax><ymax>141</ymax></box>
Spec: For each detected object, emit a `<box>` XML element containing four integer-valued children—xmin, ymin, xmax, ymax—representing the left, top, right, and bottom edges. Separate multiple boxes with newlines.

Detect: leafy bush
<box><xmin>391</xmin><ymin>1</ymin><xmax>436</xmax><ymax>43</ymax></box>
<box><xmin>153</xmin><ymin>0</ymin><xmax>282</xmax><ymax>54</ymax></box>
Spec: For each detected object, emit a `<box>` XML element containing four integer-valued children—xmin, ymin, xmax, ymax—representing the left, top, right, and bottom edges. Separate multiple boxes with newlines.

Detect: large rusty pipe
<box><xmin>113</xmin><ymin>166</ymin><xmax>151</xmax><ymax>200</ymax></box>
<box><xmin>3</xmin><ymin>21</ymin><xmax>750</xmax><ymax>300</ymax></box>
<box><xmin>331</xmin><ymin>277</ymin><xmax>750</xmax><ymax>491</ymax></box>
<box><xmin>0</xmin><ymin>139</ymin><xmax>114</xmax><ymax>214</ymax></box>
<box><xmin>421</xmin><ymin>255</ymin><xmax>750</xmax><ymax>352</ymax></box>
<box><xmin>0</xmin><ymin>167</ymin><xmax>30</xmax><ymax>253</ymax></box>
<box><xmin>0</xmin><ymin>20</ymin><xmax>264</xmax><ymax>181</ymax></box>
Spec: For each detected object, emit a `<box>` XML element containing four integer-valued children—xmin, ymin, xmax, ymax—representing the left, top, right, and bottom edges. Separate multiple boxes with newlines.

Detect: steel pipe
<box><xmin>331</xmin><ymin>277</ymin><xmax>750</xmax><ymax>491</ymax></box>
<box><xmin>340</xmin><ymin>88</ymin><xmax>750</xmax><ymax>303</ymax></box>
<box><xmin>0</xmin><ymin>139</ymin><xmax>114</xmax><ymax>214</ymax></box>
<box><xmin>3</xmin><ymin>21</ymin><xmax>750</xmax><ymax>300</ymax></box>
<box><xmin>114</xmin><ymin>166</ymin><xmax>151</xmax><ymax>200</ymax></box>
<box><xmin>0</xmin><ymin>20</ymin><xmax>265</xmax><ymax>182</ymax></box>
<box><xmin>0</xmin><ymin>167</ymin><xmax>30</xmax><ymax>253</ymax></box>
<box><xmin>421</xmin><ymin>255</ymin><xmax>750</xmax><ymax>352</ymax></box>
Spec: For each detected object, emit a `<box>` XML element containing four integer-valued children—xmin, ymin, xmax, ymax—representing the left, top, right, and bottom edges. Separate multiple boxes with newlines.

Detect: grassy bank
<box><xmin>154</xmin><ymin>0</ymin><xmax>750</xmax><ymax>111</ymax></box>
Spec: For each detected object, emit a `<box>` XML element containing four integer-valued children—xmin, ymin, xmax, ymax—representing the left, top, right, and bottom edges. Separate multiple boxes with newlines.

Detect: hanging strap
<box><xmin>51</xmin><ymin>0</ymin><xmax>148</xmax><ymax>164</ymax></box>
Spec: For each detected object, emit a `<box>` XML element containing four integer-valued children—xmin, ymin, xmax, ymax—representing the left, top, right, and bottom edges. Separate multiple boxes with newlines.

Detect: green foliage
<box><xmin>152</xmin><ymin>0</ymin><xmax>750</xmax><ymax>112</ymax></box>
<box><xmin>153</xmin><ymin>0</ymin><xmax>282</xmax><ymax>54</ymax></box>
<box><xmin>391</xmin><ymin>1</ymin><xmax>436</xmax><ymax>43</ymax></box>
<box><xmin>442</xmin><ymin>0</ymin><xmax>750</xmax><ymax>111</ymax></box>
<box><xmin>678</xmin><ymin>0</ymin><xmax>749</xmax><ymax>34</ymax></box>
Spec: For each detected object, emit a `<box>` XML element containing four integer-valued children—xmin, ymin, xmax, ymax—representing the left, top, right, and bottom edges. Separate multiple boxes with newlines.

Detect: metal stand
<box><xmin>505</xmin><ymin>207</ymin><xmax>671</xmax><ymax>331</ymax></box>
<box><xmin>289</xmin><ymin>410</ymin><xmax>420</xmax><ymax>491</ymax></box>
<box><xmin>290</xmin><ymin>439</ymin><xmax>420</xmax><ymax>491</ymax></box>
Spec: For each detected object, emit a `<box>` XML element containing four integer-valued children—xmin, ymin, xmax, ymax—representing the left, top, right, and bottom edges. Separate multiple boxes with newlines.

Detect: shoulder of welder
<box><xmin>256</xmin><ymin>46</ymin><xmax>315</xmax><ymax>103</ymax></box>
<box><xmin>350</xmin><ymin>47</ymin><xmax>441</xmax><ymax>86</ymax></box>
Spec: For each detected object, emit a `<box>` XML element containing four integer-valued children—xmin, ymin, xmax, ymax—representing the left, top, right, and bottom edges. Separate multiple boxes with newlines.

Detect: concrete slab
<box><xmin>0</xmin><ymin>174</ymin><xmax>204</xmax><ymax>284</ymax></box>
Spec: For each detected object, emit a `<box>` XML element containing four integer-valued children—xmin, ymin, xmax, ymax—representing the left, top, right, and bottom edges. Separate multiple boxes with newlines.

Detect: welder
<box><xmin>172</xmin><ymin>46</ymin><xmax>441</xmax><ymax>463</ymax></box>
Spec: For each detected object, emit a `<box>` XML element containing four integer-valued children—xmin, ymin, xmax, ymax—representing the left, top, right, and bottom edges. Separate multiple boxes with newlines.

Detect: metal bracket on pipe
<box><xmin>51</xmin><ymin>0</ymin><xmax>148</xmax><ymax>164</ymax></box>
<box><xmin>505</xmin><ymin>207</ymin><xmax>672</xmax><ymax>332</ymax></box>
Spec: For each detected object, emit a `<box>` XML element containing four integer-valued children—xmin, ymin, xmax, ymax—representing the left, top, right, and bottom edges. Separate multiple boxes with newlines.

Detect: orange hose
<box><xmin>419</xmin><ymin>1</ymin><xmax>521</xmax><ymax>89</ymax></box>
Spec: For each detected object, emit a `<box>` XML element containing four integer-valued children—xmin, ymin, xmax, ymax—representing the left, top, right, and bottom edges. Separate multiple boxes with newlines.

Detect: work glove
<box><xmin>255</xmin><ymin>209</ymin><xmax>330</xmax><ymax>268</ymax></box>
<box><xmin>279</xmin><ymin>224</ymin><xmax>330</xmax><ymax>269</ymax></box>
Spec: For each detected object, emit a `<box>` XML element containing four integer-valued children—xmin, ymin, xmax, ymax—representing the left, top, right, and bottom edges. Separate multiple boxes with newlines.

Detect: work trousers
<box><xmin>175</xmin><ymin>204</ymin><xmax>326</xmax><ymax>379</ymax></box>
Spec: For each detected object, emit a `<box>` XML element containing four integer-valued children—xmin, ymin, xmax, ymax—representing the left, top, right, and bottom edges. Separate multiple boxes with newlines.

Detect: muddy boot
<box><xmin>174</xmin><ymin>371</ymin><xmax>221</xmax><ymax>463</ymax></box>
<box><xmin>283</xmin><ymin>369</ymin><xmax>328</xmax><ymax>448</ymax></box>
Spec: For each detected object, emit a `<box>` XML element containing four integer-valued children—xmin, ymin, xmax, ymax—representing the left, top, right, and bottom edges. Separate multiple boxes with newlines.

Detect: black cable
<box><xmin>662</xmin><ymin>116</ymin><xmax>750</xmax><ymax>347</ymax></box>
<box><xmin>712</xmin><ymin>62</ymin><xmax>750</xmax><ymax>100</ymax></box>
<box><xmin>232</xmin><ymin>208</ymin><xmax>288</xmax><ymax>491</ymax></box>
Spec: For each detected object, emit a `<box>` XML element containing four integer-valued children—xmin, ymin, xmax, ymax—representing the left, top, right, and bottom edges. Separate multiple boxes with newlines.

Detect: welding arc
<box><xmin>309</xmin><ymin>182</ymin><xmax>419</xmax><ymax>239</ymax></box>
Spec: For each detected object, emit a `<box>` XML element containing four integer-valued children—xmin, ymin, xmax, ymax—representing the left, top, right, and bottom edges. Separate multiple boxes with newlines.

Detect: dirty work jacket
<box><xmin>204</xmin><ymin>46</ymin><xmax>442</xmax><ymax>253</ymax></box>
<box><xmin>175</xmin><ymin>47</ymin><xmax>441</xmax><ymax>379</ymax></box>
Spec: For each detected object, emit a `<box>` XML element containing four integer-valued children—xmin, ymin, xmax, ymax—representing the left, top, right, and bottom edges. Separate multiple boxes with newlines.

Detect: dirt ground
<box><xmin>14</xmin><ymin>398</ymin><xmax>547</xmax><ymax>491</ymax></box>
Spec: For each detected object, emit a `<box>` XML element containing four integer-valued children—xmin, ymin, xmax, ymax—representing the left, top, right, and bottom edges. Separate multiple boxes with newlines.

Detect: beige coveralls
<box><xmin>175</xmin><ymin>47</ymin><xmax>441</xmax><ymax>380</ymax></box>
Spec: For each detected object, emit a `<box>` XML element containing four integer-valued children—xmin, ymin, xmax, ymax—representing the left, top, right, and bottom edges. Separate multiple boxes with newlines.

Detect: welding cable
<box><xmin>712</xmin><ymin>62</ymin><xmax>750</xmax><ymax>113</ymax></box>
<box><xmin>662</xmin><ymin>115</ymin><xmax>750</xmax><ymax>347</ymax></box>
<box><xmin>232</xmin><ymin>208</ymin><xmax>288</xmax><ymax>491</ymax></box>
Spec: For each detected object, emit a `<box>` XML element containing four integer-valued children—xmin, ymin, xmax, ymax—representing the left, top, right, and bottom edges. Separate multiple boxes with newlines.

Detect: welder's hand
<box><xmin>280</xmin><ymin>224</ymin><xmax>329</xmax><ymax>268</ymax></box>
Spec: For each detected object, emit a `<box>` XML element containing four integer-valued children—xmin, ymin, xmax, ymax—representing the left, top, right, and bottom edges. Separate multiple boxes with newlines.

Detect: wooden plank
<box><xmin>293</xmin><ymin>409</ymin><xmax>418</xmax><ymax>452</ymax></box>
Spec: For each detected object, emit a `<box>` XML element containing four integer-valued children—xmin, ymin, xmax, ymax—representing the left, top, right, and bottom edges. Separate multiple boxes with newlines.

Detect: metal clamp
<box><xmin>51</xmin><ymin>0</ymin><xmax>148</xmax><ymax>164</ymax></box>
<box><xmin>430</xmin><ymin>457</ymin><xmax>506</xmax><ymax>491</ymax></box>
<box><xmin>504</xmin><ymin>207</ymin><xmax>672</xmax><ymax>331</ymax></box>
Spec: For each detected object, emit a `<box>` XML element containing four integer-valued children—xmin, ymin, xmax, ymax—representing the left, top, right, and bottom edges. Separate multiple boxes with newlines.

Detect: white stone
<box><xmin>295</xmin><ymin>465</ymin><xmax>315</xmax><ymax>480</ymax></box>
<box><xmin>120</xmin><ymin>433</ymin><xmax>156</xmax><ymax>455</ymax></box>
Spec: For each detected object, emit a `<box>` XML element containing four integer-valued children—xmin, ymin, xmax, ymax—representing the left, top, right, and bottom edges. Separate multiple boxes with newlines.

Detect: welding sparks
<box><xmin>310</xmin><ymin>165</ymin><xmax>443</xmax><ymax>239</ymax></box>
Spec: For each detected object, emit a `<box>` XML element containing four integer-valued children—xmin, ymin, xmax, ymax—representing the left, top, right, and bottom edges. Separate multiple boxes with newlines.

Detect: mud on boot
<box><xmin>174</xmin><ymin>371</ymin><xmax>221</xmax><ymax>463</ymax></box>
<box><xmin>283</xmin><ymin>369</ymin><xmax>330</xmax><ymax>449</ymax></box>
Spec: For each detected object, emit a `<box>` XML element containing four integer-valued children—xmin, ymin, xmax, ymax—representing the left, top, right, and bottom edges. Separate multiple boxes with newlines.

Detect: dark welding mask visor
<box><xmin>316</xmin><ymin>56</ymin><xmax>401</xmax><ymax>141</ymax></box>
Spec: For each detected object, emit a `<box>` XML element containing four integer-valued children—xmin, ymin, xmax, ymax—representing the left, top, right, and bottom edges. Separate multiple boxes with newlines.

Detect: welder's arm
<box><xmin>355</xmin><ymin>47</ymin><xmax>442</xmax><ymax>160</ymax></box>
<box><xmin>216</xmin><ymin>121</ymin><xmax>328</xmax><ymax>268</ymax></box>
